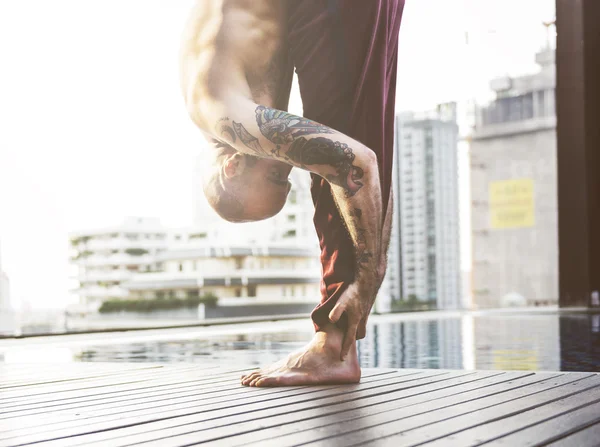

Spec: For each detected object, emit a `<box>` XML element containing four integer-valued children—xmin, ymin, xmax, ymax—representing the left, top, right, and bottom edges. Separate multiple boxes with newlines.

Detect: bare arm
<box><xmin>188</xmin><ymin>92</ymin><xmax>383</xmax><ymax>289</ymax></box>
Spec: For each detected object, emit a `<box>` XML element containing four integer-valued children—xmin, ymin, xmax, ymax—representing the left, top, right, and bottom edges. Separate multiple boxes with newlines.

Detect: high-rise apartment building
<box><xmin>384</xmin><ymin>104</ymin><xmax>462</xmax><ymax>310</ymax></box>
<box><xmin>470</xmin><ymin>48</ymin><xmax>557</xmax><ymax>308</ymax></box>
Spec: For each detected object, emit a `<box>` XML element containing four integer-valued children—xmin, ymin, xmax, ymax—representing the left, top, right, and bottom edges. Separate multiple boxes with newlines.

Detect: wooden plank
<box><xmin>346</xmin><ymin>374</ymin><xmax>600</xmax><ymax>447</ymax></box>
<box><xmin>0</xmin><ymin>370</ymin><xmax>440</xmax><ymax>446</ymax></box>
<box><xmin>0</xmin><ymin>364</ymin><xmax>171</xmax><ymax>388</ymax></box>
<box><xmin>35</xmin><ymin>372</ymin><xmax>494</xmax><ymax>447</ymax></box>
<box><xmin>84</xmin><ymin>372</ymin><xmax>518</xmax><ymax>447</ymax></box>
<box><xmin>231</xmin><ymin>373</ymin><xmax>543</xmax><ymax>447</ymax></box>
<box><xmin>0</xmin><ymin>365</ymin><xmax>179</xmax><ymax>391</ymax></box>
<box><xmin>0</xmin><ymin>370</ymin><xmax>404</xmax><ymax>434</ymax></box>
<box><xmin>271</xmin><ymin>373</ymin><xmax>591</xmax><ymax>447</ymax></box>
<box><xmin>545</xmin><ymin>422</ymin><xmax>600</xmax><ymax>447</ymax></box>
<box><xmin>0</xmin><ymin>368</ymin><xmax>267</xmax><ymax>414</ymax></box>
<box><xmin>2</xmin><ymin>363</ymin><xmax>597</xmax><ymax>447</ymax></box>
<box><xmin>238</xmin><ymin>372</ymin><xmax>562</xmax><ymax>447</ymax></box>
<box><xmin>484</xmin><ymin>402</ymin><xmax>600</xmax><ymax>446</ymax></box>
<box><xmin>420</xmin><ymin>385</ymin><xmax>600</xmax><ymax>445</ymax></box>
<box><xmin>0</xmin><ymin>365</ymin><xmax>241</xmax><ymax>402</ymax></box>
<box><xmin>1</xmin><ymin>370</ymin><xmax>395</xmax><ymax>429</ymax></box>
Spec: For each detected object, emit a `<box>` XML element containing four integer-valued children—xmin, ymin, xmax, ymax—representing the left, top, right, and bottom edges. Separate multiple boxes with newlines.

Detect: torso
<box><xmin>180</xmin><ymin>0</ymin><xmax>290</xmax><ymax>110</ymax></box>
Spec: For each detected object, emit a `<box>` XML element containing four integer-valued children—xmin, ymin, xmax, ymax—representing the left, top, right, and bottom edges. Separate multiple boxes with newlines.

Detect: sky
<box><xmin>0</xmin><ymin>0</ymin><xmax>555</xmax><ymax>310</ymax></box>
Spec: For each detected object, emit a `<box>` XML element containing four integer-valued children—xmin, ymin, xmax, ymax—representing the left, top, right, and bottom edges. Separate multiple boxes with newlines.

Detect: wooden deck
<box><xmin>1</xmin><ymin>363</ymin><xmax>599</xmax><ymax>446</ymax></box>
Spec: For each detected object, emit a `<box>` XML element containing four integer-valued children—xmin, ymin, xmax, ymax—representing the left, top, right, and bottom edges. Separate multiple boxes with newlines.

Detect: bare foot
<box><xmin>241</xmin><ymin>323</ymin><xmax>361</xmax><ymax>387</ymax></box>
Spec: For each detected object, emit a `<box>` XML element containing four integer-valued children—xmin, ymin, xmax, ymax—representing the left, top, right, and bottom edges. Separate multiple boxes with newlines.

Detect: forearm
<box><xmin>187</xmin><ymin>93</ymin><xmax>383</xmax><ymax>283</ymax></box>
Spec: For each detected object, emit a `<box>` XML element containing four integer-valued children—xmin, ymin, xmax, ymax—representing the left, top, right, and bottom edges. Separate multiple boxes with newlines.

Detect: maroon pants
<box><xmin>287</xmin><ymin>0</ymin><xmax>405</xmax><ymax>331</ymax></box>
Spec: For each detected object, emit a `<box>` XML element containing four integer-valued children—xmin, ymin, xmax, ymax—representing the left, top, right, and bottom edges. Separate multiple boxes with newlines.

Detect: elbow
<box><xmin>185</xmin><ymin>95</ymin><xmax>211</xmax><ymax>133</ymax></box>
<box><xmin>183</xmin><ymin>80</ymin><xmax>224</xmax><ymax>134</ymax></box>
<box><xmin>359</xmin><ymin>145</ymin><xmax>378</xmax><ymax>169</ymax></box>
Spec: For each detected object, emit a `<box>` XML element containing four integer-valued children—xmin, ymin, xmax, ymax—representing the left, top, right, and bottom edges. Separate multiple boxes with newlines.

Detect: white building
<box><xmin>69</xmin><ymin>217</ymin><xmax>171</xmax><ymax>310</ymax></box>
<box><xmin>386</xmin><ymin>105</ymin><xmax>462</xmax><ymax>309</ymax></box>
<box><xmin>122</xmin><ymin>241</ymin><xmax>321</xmax><ymax>307</ymax></box>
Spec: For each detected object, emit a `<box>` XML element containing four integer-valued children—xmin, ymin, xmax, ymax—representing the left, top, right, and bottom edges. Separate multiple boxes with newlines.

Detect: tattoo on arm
<box><xmin>255</xmin><ymin>105</ymin><xmax>333</xmax><ymax>145</ymax></box>
<box><xmin>217</xmin><ymin>117</ymin><xmax>236</xmax><ymax>143</ymax></box>
<box><xmin>232</xmin><ymin>122</ymin><xmax>267</xmax><ymax>156</ymax></box>
<box><xmin>285</xmin><ymin>137</ymin><xmax>364</xmax><ymax>197</ymax></box>
<box><xmin>214</xmin><ymin>106</ymin><xmax>366</xmax><ymax>198</ymax></box>
<box><xmin>216</xmin><ymin>118</ymin><xmax>267</xmax><ymax>156</ymax></box>
<box><xmin>255</xmin><ymin>106</ymin><xmax>364</xmax><ymax>197</ymax></box>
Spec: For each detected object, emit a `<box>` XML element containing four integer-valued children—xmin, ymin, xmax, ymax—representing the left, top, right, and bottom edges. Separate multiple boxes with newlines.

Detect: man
<box><xmin>180</xmin><ymin>0</ymin><xmax>404</xmax><ymax>386</ymax></box>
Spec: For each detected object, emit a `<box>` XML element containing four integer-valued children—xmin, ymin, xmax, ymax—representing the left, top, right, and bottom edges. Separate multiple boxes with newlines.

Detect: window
<box><xmin>247</xmin><ymin>285</ymin><xmax>257</xmax><ymax>297</ymax></box>
<box><xmin>288</xmin><ymin>191</ymin><xmax>297</xmax><ymax>204</ymax></box>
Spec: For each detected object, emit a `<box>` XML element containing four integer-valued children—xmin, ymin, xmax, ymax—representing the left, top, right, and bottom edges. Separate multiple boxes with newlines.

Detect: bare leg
<box><xmin>357</xmin><ymin>191</ymin><xmax>394</xmax><ymax>339</ymax></box>
<box><xmin>241</xmin><ymin>323</ymin><xmax>360</xmax><ymax>386</ymax></box>
<box><xmin>241</xmin><ymin>192</ymin><xmax>392</xmax><ymax>387</ymax></box>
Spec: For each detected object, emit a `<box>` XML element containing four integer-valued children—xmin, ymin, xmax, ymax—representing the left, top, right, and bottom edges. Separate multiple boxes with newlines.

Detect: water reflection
<box><xmin>560</xmin><ymin>314</ymin><xmax>600</xmax><ymax>372</ymax></box>
<box><xmin>2</xmin><ymin>312</ymin><xmax>598</xmax><ymax>372</ymax></box>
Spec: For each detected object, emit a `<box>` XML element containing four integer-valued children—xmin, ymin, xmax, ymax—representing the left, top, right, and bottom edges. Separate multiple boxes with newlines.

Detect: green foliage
<box><xmin>99</xmin><ymin>293</ymin><xmax>218</xmax><ymax>313</ymax></box>
<box><xmin>125</xmin><ymin>248</ymin><xmax>149</xmax><ymax>256</ymax></box>
<box><xmin>391</xmin><ymin>295</ymin><xmax>436</xmax><ymax>312</ymax></box>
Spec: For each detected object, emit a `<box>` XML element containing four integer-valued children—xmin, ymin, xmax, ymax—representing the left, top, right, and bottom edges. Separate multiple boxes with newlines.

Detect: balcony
<box><xmin>76</xmin><ymin>270</ymin><xmax>134</xmax><ymax>283</ymax></box>
<box><xmin>73</xmin><ymin>254</ymin><xmax>155</xmax><ymax>267</ymax></box>
<box><xmin>121</xmin><ymin>269</ymin><xmax>321</xmax><ymax>291</ymax></box>
<box><xmin>81</xmin><ymin>238</ymin><xmax>168</xmax><ymax>252</ymax></box>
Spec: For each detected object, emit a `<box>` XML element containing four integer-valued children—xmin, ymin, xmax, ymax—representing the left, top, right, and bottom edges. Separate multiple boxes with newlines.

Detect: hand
<box><xmin>328</xmin><ymin>282</ymin><xmax>376</xmax><ymax>361</ymax></box>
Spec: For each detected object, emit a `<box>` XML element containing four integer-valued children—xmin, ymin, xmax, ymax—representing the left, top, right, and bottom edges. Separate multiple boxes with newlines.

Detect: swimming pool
<box><xmin>1</xmin><ymin>310</ymin><xmax>598</xmax><ymax>372</ymax></box>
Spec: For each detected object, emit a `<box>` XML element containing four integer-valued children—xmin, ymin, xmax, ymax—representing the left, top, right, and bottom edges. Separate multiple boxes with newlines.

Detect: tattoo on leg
<box><xmin>350</xmin><ymin>208</ymin><xmax>373</xmax><ymax>272</ymax></box>
<box><xmin>286</xmin><ymin>137</ymin><xmax>364</xmax><ymax>197</ymax></box>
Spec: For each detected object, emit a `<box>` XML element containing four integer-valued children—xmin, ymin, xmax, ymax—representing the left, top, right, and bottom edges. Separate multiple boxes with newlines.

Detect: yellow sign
<box><xmin>489</xmin><ymin>179</ymin><xmax>535</xmax><ymax>229</ymax></box>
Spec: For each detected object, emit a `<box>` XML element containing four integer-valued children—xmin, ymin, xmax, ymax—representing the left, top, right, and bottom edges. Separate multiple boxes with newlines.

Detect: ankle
<box><xmin>315</xmin><ymin>323</ymin><xmax>353</xmax><ymax>356</ymax></box>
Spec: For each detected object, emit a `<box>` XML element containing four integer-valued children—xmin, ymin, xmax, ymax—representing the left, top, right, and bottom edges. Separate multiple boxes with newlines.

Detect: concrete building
<box><xmin>470</xmin><ymin>48</ymin><xmax>557</xmax><ymax>308</ymax></box>
<box><xmin>385</xmin><ymin>105</ymin><xmax>462</xmax><ymax>310</ymax></box>
<box><xmin>69</xmin><ymin>217</ymin><xmax>171</xmax><ymax>310</ymax></box>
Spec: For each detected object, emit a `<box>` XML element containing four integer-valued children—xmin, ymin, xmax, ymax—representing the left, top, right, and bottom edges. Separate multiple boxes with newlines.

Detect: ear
<box><xmin>223</xmin><ymin>153</ymin><xmax>246</xmax><ymax>179</ymax></box>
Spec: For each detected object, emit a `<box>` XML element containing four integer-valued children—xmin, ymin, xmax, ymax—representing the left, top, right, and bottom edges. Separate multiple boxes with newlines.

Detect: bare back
<box><xmin>180</xmin><ymin>0</ymin><xmax>291</xmax><ymax>117</ymax></box>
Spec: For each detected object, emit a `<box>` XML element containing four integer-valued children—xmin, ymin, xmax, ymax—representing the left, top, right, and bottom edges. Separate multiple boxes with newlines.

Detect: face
<box><xmin>239</xmin><ymin>159</ymin><xmax>292</xmax><ymax>221</ymax></box>
<box><xmin>221</xmin><ymin>157</ymin><xmax>292</xmax><ymax>222</ymax></box>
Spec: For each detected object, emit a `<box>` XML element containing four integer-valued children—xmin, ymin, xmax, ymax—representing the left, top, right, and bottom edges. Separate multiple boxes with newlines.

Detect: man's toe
<box><xmin>255</xmin><ymin>375</ymin><xmax>284</xmax><ymax>387</ymax></box>
<box><xmin>250</xmin><ymin>375</ymin><xmax>265</xmax><ymax>387</ymax></box>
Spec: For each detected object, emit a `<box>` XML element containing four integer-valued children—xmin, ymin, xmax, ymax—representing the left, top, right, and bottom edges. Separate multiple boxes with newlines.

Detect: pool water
<box><xmin>70</xmin><ymin>311</ymin><xmax>600</xmax><ymax>372</ymax></box>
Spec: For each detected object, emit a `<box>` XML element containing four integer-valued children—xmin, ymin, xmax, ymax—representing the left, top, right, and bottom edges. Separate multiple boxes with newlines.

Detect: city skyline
<box><xmin>0</xmin><ymin>0</ymin><xmax>555</xmax><ymax>309</ymax></box>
